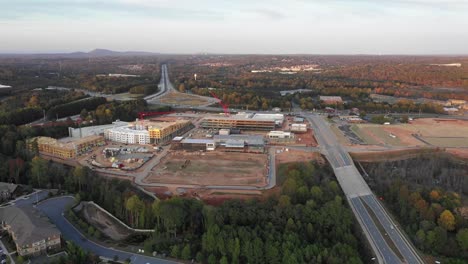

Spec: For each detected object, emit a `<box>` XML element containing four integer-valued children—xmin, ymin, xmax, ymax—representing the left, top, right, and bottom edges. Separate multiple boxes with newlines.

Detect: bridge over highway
<box><xmin>305</xmin><ymin>114</ymin><xmax>424</xmax><ymax>264</ymax></box>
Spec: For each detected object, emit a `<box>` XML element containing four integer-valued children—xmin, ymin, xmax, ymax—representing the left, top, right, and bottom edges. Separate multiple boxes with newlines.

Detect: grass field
<box><xmin>112</xmin><ymin>92</ymin><xmax>144</xmax><ymax>101</ymax></box>
<box><xmin>157</xmin><ymin>92</ymin><xmax>214</xmax><ymax>106</ymax></box>
<box><xmin>353</xmin><ymin>119</ymin><xmax>468</xmax><ymax>147</ymax></box>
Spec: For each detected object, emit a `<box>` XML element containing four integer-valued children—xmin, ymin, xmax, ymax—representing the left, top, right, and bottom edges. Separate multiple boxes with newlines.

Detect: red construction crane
<box><xmin>137</xmin><ymin>111</ymin><xmax>175</xmax><ymax>120</ymax></box>
<box><xmin>209</xmin><ymin>91</ymin><xmax>230</xmax><ymax>116</ymax></box>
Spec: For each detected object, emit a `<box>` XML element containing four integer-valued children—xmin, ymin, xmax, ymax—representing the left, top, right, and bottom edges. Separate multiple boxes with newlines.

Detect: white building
<box><xmin>291</xmin><ymin>124</ymin><xmax>307</xmax><ymax>132</ymax></box>
<box><xmin>105</xmin><ymin>126</ymin><xmax>150</xmax><ymax>144</ymax></box>
<box><xmin>267</xmin><ymin>131</ymin><xmax>294</xmax><ymax>139</ymax></box>
<box><xmin>250</xmin><ymin>113</ymin><xmax>284</xmax><ymax>126</ymax></box>
<box><xmin>69</xmin><ymin>120</ymin><xmax>128</xmax><ymax>138</ymax></box>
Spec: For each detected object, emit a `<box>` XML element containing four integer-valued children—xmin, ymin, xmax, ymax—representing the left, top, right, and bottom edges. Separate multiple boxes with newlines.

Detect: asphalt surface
<box><xmin>350</xmin><ymin>197</ymin><xmax>400</xmax><ymax>264</ymax></box>
<box><xmin>37</xmin><ymin>196</ymin><xmax>178</xmax><ymax>264</ymax></box>
<box><xmin>304</xmin><ymin>113</ymin><xmax>424</xmax><ymax>264</ymax></box>
<box><xmin>9</xmin><ymin>189</ymin><xmax>49</xmax><ymax>206</ymax></box>
<box><xmin>144</xmin><ymin>64</ymin><xmax>171</xmax><ymax>101</ymax></box>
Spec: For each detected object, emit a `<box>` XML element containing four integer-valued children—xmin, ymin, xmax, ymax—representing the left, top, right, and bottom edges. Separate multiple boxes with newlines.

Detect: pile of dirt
<box><xmin>350</xmin><ymin>147</ymin><xmax>444</xmax><ymax>162</ymax></box>
<box><xmin>81</xmin><ymin>202</ymin><xmax>134</xmax><ymax>241</ymax></box>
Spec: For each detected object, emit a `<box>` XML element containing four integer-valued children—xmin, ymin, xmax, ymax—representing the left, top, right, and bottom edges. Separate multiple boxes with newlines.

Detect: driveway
<box><xmin>37</xmin><ymin>196</ymin><xmax>178</xmax><ymax>264</ymax></box>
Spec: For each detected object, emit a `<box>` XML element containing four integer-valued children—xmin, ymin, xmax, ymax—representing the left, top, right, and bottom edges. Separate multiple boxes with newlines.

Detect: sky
<box><xmin>1</xmin><ymin>0</ymin><xmax>468</xmax><ymax>54</ymax></box>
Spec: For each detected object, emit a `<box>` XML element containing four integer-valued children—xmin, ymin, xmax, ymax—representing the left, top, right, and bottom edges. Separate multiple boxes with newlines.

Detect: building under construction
<box><xmin>171</xmin><ymin>134</ymin><xmax>265</xmax><ymax>153</ymax></box>
<box><xmin>29</xmin><ymin>135</ymin><xmax>104</xmax><ymax>159</ymax></box>
<box><xmin>200</xmin><ymin>113</ymin><xmax>284</xmax><ymax>131</ymax></box>
<box><xmin>104</xmin><ymin>118</ymin><xmax>193</xmax><ymax>145</ymax></box>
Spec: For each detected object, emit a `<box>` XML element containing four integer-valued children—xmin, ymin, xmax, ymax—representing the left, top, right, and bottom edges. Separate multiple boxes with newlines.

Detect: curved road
<box><xmin>37</xmin><ymin>196</ymin><xmax>179</xmax><ymax>264</ymax></box>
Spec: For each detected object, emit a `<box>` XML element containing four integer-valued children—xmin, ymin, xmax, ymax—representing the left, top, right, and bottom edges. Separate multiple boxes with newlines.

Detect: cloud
<box><xmin>248</xmin><ymin>8</ymin><xmax>287</xmax><ymax>20</ymax></box>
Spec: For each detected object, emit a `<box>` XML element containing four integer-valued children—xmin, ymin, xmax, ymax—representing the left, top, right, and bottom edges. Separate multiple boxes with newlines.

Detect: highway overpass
<box><xmin>305</xmin><ymin>114</ymin><xmax>424</xmax><ymax>264</ymax></box>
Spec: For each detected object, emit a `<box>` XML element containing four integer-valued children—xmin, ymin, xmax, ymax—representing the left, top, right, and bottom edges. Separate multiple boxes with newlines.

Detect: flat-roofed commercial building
<box><xmin>0</xmin><ymin>206</ymin><xmax>62</xmax><ymax>257</ymax></box>
<box><xmin>201</xmin><ymin>113</ymin><xmax>283</xmax><ymax>131</ymax></box>
<box><xmin>29</xmin><ymin>135</ymin><xmax>104</xmax><ymax>159</ymax></box>
<box><xmin>171</xmin><ymin>137</ymin><xmax>216</xmax><ymax>151</ymax></box>
<box><xmin>215</xmin><ymin>134</ymin><xmax>265</xmax><ymax>153</ymax></box>
<box><xmin>172</xmin><ymin>134</ymin><xmax>265</xmax><ymax>153</ymax></box>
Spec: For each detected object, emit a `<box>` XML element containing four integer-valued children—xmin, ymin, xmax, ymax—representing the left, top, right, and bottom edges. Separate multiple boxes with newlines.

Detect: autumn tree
<box><xmin>438</xmin><ymin>210</ymin><xmax>456</xmax><ymax>231</ymax></box>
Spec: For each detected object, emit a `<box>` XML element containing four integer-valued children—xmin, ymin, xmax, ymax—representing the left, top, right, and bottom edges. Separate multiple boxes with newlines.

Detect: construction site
<box><xmin>144</xmin><ymin>151</ymin><xmax>268</xmax><ymax>187</ymax></box>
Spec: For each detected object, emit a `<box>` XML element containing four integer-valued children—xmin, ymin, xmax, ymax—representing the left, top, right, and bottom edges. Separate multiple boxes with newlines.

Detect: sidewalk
<box><xmin>0</xmin><ymin>238</ymin><xmax>16</xmax><ymax>264</ymax></box>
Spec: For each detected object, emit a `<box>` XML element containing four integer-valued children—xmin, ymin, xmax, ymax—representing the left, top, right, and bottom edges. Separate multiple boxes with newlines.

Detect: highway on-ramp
<box><xmin>305</xmin><ymin>113</ymin><xmax>424</xmax><ymax>264</ymax></box>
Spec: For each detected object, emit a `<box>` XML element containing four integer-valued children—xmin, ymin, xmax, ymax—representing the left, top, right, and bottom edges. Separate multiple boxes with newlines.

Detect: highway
<box><xmin>144</xmin><ymin>64</ymin><xmax>173</xmax><ymax>101</ymax></box>
<box><xmin>304</xmin><ymin>113</ymin><xmax>424</xmax><ymax>264</ymax></box>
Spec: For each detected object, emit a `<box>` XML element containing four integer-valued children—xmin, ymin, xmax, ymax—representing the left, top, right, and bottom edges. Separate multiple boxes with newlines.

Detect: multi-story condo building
<box><xmin>0</xmin><ymin>205</ymin><xmax>62</xmax><ymax>257</ymax></box>
<box><xmin>28</xmin><ymin>135</ymin><xmax>105</xmax><ymax>159</ymax></box>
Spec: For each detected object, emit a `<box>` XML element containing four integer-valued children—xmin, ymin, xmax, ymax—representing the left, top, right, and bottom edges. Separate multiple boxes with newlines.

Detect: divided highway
<box><xmin>144</xmin><ymin>64</ymin><xmax>173</xmax><ymax>101</ymax></box>
<box><xmin>305</xmin><ymin>114</ymin><xmax>424</xmax><ymax>264</ymax></box>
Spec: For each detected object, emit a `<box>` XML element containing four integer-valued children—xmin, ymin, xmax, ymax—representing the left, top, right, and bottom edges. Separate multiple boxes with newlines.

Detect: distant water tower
<box><xmin>194</xmin><ymin>73</ymin><xmax>197</xmax><ymax>81</ymax></box>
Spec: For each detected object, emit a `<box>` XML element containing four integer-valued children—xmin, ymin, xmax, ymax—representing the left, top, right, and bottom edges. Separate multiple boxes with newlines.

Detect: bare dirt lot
<box><xmin>352</xmin><ymin>118</ymin><xmax>468</xmax><ymax>147</ymax></box>
<box><xmin>81</xmin><ymin>202</ymin><xmax>133</xmax><ymax>241</ymax></box>
<box><xmin>275</xmin><ymin>149</ymin><xmax>324</xmax><ymax>165</ymax></box>
<box><xmin>144</xmin><ymin>151</ymin><xmax>268</xmax><ymax>186</ymax></box>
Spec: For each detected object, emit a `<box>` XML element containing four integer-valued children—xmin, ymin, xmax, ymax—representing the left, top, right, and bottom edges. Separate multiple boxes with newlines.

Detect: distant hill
<box><xmin>0</xmin><ymin>49</ymin><xmax>159</xmax><ymax>58</ymax></box>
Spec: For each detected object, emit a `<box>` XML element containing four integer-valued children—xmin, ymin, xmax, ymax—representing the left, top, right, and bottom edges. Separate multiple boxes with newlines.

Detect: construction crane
<box><xmin>137</xmin><ymin>111</ymin><xmax>175</xmax><ymax>120</ymax></box>
<box><xmin>209</xmin><ymin>91</ymin><xmax>230</xmax><ymax>116</ymax></box>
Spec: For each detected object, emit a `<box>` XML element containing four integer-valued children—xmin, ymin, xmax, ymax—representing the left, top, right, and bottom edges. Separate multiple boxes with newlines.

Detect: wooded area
<box><xmin>362</xmin><ymin>154</ymin><xmax>468</xmax><ymax>262</ymax></box>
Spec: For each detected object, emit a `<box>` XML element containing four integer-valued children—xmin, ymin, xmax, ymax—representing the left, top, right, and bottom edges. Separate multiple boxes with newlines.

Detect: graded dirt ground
<box><xmin>352</xmin><ymin>118</ymin><xmax>468</xmax><ymax>147</ymax></box>
<box><xmin>144</xmin><ymin>151</ymin><xmax>268</xmax><ymax>186</ymax></box>
<box><xmin>275</xmin><ymin>149</ymin><xmax>324</xmax><ymax>165</ymax></box>
<box><xmin>81</xmin><ymin>202</ymin><xmax>133</xmax><ymax>241</ymax></box>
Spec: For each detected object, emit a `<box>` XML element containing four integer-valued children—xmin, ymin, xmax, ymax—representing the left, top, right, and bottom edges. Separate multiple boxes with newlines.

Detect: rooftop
<box><xmin>214</xmin><ymin>134</ymin><xmax>265</xmax><ymax>146</ymax></box>
<box><xmin>36</xmin><ymin>135</ymin><xmax>103</xmax><ymax>150</ymax></box>
<box><xmin>132</xmin><ymin>119</ymin><xmax>190</xmax><ymax>130</ymax></box>
<box><xmin>0</xmin><ymin>182</ymin><xmax>18</xmax><ymax>193</ymax></box>
<box><xmin>268</xmin><ymin>131</ymin><xmax>293</xmax><ymax>135</ymax></box>
<box><xmin>204</xmin><ymin>113</ymin><xmax>284</xmax><ymax>122</ymax></box>
<box><xmin>59</xmin><ymin>135</ymin><xmax>103</xmax><ymax>145</ymax></box>
<box><xmin>107</xmin><ymin>126</ymin><xmax>149</xmax><ymax>135</ymax></box>
<box><xmin>69</xmin><ymin>120</ymin><xmax>129</xmax><ymax>138</ymax></box>
<box><xmin>0</xmin><ymin>205</ymin><xmax>61</xmax><ymax>247</ymax></box>
<box><xmin>181</xmin><ymin>138</ymin><xmax>215</xmax><ymax>144</ymax></box>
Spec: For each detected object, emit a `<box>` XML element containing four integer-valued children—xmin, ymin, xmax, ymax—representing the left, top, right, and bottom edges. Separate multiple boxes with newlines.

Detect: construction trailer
<box><xmin>291</xmin><ymin>123</ymin><xmax>307</xmax><ymax>132</ymax></box>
